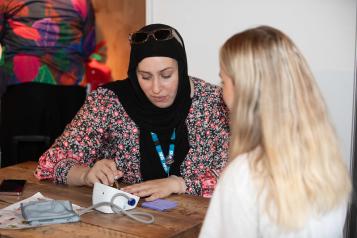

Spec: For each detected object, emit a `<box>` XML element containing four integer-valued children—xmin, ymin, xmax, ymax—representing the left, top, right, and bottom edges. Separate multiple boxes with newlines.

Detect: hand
<box><xmin>81</xmin><ymin>159</ymin><xmax>123</xmax><ymax>186</ymax></box>
<box><xmin>122</xmin><ymin>175</ymin><xmax>186</xmax><ymax>201</ymax></box>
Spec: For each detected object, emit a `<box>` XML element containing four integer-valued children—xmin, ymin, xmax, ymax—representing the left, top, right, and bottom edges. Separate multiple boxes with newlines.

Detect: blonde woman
<box><xmin>199</xmin><ymin>26</ymin><xmax>351</xmax><ymax>237</ymax></box>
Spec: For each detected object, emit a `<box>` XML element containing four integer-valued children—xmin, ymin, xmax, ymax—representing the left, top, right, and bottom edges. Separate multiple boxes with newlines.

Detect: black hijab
<box><xmin>104</xmin><ymin>24</ymin><xmax>191</xmax><ymax>180</ymax></box>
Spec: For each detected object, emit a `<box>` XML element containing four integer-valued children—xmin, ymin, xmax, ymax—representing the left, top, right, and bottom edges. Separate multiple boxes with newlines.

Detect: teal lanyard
<box><xmin>150</xmin><ymin>129</ymin><xmax>176</xmax><ymax>175</ymax></box>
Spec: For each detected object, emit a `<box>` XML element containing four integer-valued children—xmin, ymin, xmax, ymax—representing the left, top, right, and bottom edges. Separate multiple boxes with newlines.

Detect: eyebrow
<box><xmin>137</xmin><ymin>67</ymin><xmax>174</xmax><ymax>74</ymax></box>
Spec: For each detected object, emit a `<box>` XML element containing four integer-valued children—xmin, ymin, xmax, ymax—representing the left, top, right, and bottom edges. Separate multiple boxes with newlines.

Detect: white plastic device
<box><xmin>92</xmin><ymin>182</ymin><xmax>140</xmax><ymax>214</ymax></box>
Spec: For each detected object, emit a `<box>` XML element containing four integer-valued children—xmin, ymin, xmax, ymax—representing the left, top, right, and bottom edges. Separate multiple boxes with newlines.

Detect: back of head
<box><xmin>220</xmin><ymin>26</ymin><xmax>351</xmax><ymax>230</ymax></box>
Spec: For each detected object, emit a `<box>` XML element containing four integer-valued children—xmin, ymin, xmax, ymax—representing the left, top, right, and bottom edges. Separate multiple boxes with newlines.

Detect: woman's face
<box><xmin>219</xmin><ymin>65</ymin><xmax>235</xmax><ymax>110</ymax></box>
<box><xmin>137</xmin><ymin>57</ymin><xmax>179</xmax><ymax>108</ymax></box>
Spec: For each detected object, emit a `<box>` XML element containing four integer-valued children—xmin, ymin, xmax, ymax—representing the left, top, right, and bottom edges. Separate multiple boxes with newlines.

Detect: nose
<box><xmin>152</xmin><ymin>78</ymin><xmax>161</xmax><ymax>94</ymax></box>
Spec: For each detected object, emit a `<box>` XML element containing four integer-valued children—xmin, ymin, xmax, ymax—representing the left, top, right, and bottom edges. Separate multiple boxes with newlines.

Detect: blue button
<box><xmin>127</xmin><ymin>198</ymin><xmax>136</xmax><ymax>206</ymax></box>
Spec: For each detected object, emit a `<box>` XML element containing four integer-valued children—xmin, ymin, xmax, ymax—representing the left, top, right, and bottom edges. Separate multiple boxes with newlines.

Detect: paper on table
<box><xmin>0</xmin><ymin>192</ymin><xmax>82</xmax><ymax>229</ymax></box>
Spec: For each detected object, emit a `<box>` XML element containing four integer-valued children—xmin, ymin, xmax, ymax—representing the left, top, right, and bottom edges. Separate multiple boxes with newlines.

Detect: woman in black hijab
<box><xmin>35</xmin><ymin>24</ymin><xmax>230</xmax><ymax>201</ymax></box>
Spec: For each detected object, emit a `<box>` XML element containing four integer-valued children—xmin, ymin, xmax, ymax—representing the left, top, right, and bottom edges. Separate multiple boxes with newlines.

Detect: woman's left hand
<box><xmin>122</xmin><ymin>175</ymin><xmax>186</xmax><ymax>201</ymax></box>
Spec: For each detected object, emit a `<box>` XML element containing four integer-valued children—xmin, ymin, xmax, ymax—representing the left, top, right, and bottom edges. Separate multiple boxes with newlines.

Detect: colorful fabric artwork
<box><xmin>0</xmin><ymin>0</ymin><xmax>96</xmax><ymax>86</ymax></box>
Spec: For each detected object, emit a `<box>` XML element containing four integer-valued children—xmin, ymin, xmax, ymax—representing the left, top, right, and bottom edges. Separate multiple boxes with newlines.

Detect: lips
<box><xmin>151</xmin><ymin>96</ymin><xmax>167</xmax><ymax>102</ymax></box>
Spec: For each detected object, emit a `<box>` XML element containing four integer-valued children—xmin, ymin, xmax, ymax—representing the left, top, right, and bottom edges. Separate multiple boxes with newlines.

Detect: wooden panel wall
<box><xmin>92</xmin><ymin>0</ymin><xmax>146</xmax><ymax>80</ymax></box>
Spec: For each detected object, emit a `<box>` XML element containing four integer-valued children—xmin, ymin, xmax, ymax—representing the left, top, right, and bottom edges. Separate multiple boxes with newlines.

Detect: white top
<box><xmin>199</xmin><ymin>153</ymin><xmax>348</xmax><ymax>238</ymax></box>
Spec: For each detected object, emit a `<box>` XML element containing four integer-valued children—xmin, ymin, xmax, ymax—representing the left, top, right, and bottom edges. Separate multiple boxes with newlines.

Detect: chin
<box><xmin>151</xmin><ymin>100</ymin><xmax>174</xmax><ymax>108</ymax></box>
<box><xmin>154</xmin><ymin>102</ymin><xmax>171</xmax><ymax>108</ymax></box>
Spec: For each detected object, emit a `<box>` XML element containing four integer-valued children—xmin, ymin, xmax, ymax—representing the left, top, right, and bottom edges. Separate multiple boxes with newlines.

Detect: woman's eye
<box><xmin>141</xmin><ymin>75</ymin><xmax>152</xmax><ymax>80</ymax></box>
<box><xmin>161</xmin><ymin>74</ymin><xmax>171</xmax><ymax>79</ymax></box>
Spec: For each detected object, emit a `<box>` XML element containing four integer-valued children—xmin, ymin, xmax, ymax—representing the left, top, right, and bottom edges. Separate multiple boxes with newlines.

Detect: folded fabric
<box><xmin>141</xmin><ymin>199</ymin><xmax>177</xmax><ymax>211</ymax></box>
<box><xmin>21</xmin><ymin>200</ymin><xmax>80</xmax><ymax>226</ymax></box>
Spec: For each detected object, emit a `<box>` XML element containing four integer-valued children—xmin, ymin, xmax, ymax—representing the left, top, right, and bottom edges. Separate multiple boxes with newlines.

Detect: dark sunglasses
<box><xmin>129</xmin><ymin>28</ymin><xmax>183</xmax><ymax>47</ymax></box>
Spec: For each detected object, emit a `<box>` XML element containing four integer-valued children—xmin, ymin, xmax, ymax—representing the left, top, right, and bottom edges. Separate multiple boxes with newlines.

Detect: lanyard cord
<box><xmin>150</xmin><ymin>129</ymin><xmax>176</xmax><ymax>175</ymax></box>
<box><xmin>77</xmin><ymin>193</ymin><xmax>155</xmax><ymax>224</ymax></box>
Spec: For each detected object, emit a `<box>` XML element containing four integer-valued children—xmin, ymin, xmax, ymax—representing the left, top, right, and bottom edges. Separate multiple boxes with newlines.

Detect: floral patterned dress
<box><xmin>35</xmin><ymin>77</ymin><xmax>230</xmax><ymax>197</ymax></box>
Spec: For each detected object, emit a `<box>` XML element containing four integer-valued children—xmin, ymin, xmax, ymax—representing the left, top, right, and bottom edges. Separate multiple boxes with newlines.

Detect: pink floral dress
<box><xmin>35</xmin><ymin>77</ymin><xmax>230</xmax><ymax>197</ymax></box>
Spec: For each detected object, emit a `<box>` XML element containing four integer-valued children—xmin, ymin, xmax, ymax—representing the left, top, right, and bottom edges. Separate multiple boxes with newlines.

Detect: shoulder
<box><xmin>190</xmin><ymin>76</ymin><xmax>227</xmax><ymax>113</ymax></box>
<box><xmin>222</xmin><ymin>154</ymin><xmax>251</xmax><ymax>182</ymax></box>
<box><xmin>87</xmin><ymin>86</ymin><xmax>118</xmax><ymax>102</ymax></box>
<box><xmin>218</xmin><ymin>152</ymin><xmax>257</xmax><ymax>197</ymax></box>
<box><xmin>191</xmin><ymin>76</ymin><xmax>222</xmax><ymax>100</ymax></box>
<box><xmin>84</xmin><ymin>84</ymin><xmax>126</xmax><ymax>111</ymax></box>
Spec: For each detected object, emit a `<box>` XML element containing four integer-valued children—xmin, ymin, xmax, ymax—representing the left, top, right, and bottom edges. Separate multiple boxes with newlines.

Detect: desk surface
<box><xmin>0</xmin><ymin>162</ymin><xmax>209</xmax><ymax>238</ymax></box>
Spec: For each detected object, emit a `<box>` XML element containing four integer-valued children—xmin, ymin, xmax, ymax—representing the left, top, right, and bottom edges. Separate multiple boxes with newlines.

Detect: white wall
<box><xmin>147</xmin><ymin>0</ymin><xmax>356</xmax><ymax>164</ymax></box>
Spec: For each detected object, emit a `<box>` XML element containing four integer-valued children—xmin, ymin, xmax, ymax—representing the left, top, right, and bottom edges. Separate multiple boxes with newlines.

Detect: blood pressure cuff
<box><xmin>21</xmin><ymin>200</ymin><xmax>80</xmax><ymax>226</ymax></box>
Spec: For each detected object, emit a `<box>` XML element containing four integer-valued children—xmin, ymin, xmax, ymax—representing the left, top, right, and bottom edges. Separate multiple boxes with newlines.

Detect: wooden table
<box><xmin>0</xmin><ymin>162</ymin><xmax>210</xmax><ymax>238</ymax></box>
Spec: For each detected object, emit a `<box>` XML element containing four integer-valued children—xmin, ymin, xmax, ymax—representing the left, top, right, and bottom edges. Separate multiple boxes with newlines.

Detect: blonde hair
<box><xmin>220</xmin><ymin>26</ymin><xmax>351</xmax><ymax>230</ymax></box>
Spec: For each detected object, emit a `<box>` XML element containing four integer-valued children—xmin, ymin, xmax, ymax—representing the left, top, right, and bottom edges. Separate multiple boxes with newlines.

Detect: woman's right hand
<box><xmin>68</xmin><ymin>159</ymin><xmax>123</xmax><ymax>187</ymax></box>
<box><xmin>82</xmin><ymin>159</ymin><xmax>123</xmax><ymax>186</ymax></box>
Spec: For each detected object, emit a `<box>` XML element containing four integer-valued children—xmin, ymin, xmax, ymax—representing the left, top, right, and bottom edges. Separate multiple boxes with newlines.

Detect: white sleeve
<box><xmin>199</xmin><ymin>155</ymin><xmax>258</xmax><ymax>238</ymax></box>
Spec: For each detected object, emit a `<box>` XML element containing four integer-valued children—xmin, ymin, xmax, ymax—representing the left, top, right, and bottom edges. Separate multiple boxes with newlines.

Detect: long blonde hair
<box><xmin>220</xmin><ymin>26</ymin><xmax>351</xmax><ymax>230</ymax></box>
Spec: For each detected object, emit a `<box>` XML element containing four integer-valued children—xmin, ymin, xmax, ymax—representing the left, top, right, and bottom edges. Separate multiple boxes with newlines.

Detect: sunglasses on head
<box><xmin>129</xmin><ymin>28</ymin><xmax>183</xmax><ymax>47</ymax></box>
